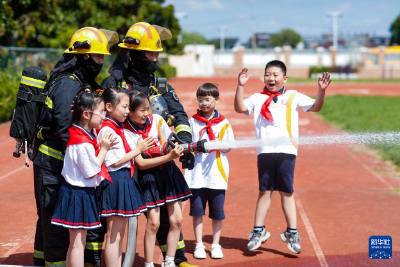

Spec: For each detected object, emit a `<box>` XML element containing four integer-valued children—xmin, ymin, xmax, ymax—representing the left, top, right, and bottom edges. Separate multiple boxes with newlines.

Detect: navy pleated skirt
<box><xmin>51</xmin><ymin>181</ymin><xmax>101</xmax><ymax>230</ymax></box>
<box><xmin>97</xmin><ymin>168</ymin><xmax>147</xmax><ymax>217</ymax></box>
<box><xmin>138</xmin><ymin>160</ymin><xmax>191</xmax><ymax>208</ymax></box>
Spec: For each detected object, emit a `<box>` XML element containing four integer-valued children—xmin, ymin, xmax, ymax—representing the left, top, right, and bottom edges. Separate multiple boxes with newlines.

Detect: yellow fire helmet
<box><xmin>64</xmin><ymin>27</ymin><xmax>119</xmax><ymax>55</ymax></box>
<box><xmin>119</xmin><ymin>22</ymin><xmax>172</xmax><ymax>52</ymax></box>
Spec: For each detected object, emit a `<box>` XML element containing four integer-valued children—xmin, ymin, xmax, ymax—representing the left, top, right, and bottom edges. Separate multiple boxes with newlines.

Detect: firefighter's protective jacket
<box><xmin>101</xmin><ymin>70</ymin><xmax>192</xmax><ymax>144</ymax></box>
<box><xmin>33</xmin><ymin>68</ymin><xmax>99</xmax><ymax>172</ymax></box>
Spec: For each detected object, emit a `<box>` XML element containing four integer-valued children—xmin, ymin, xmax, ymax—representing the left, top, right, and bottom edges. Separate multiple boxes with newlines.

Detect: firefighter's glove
<box><xmin>180</xmin><ymin>151</ymin><xmax>195</xmax><ymax>170</ymax></box>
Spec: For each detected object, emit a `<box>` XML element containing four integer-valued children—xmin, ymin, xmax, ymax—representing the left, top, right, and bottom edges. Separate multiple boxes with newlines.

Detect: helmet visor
<box><xmin>99</xmin><ymin>29</ymin><xmax>119</xmax><ymax>45</ymax></box>
<box><xmin>152</xmin><ymin>25</ymin><xmax>172</xmax><ymax>41</ymax></box>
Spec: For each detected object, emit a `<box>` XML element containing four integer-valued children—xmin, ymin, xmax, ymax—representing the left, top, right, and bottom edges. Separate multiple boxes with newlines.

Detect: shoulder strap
<box><xmin>153</xmin><ymin>76</ymin><xmax>168</xmax><ymax>95</ymax></box>
<box><xmin>45</xmin><ymin>72</ymin><xmax>82</xmax><ymax>95</ymax></box>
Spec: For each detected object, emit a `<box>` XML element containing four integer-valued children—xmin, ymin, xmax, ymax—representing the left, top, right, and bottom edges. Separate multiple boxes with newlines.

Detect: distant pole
<box><xmin>175</xmin><ymin>12</ymin><xmax>188</xmax><ymax>44</ymax></box>
<box><xmin>251</xmin><ymin>17</ymin><xmax>256</xmax><ymax>49</ymax></box>
<box><xmin>327</xmin><ymin>11</ymin><xmax>342</xmax><ymax>49</ymax></box>
<box><xmin>218</xmin><ymin>26</ymin><xmax>228</xmax><ymax>52</ymax></box>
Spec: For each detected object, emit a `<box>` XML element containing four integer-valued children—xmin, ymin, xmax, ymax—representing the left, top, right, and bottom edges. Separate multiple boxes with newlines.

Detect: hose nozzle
<box><xmin>180</xmin><ymin>139</ymin><xmax>208</xmax><ymax>153</ymax></box>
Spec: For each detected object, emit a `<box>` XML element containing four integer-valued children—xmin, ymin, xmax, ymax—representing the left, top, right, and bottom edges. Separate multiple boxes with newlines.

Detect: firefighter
<box><xmin>32</xmin><ymin>27</ymin><xmax>118</xmax><ymax>267</ymax></box>
<box><xmin>101</xmin><ymin>22</ymin><xmax>197</xmax><ymax>267</ymax></box>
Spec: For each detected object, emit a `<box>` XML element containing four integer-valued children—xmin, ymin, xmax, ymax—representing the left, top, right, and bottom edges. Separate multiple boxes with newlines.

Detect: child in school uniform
<box><xmin>234</xmin><ymin>60</ymin><xmax>331</xmax><ymax>254</ymax></box>
<box><xmin>184</xmin><ymin>83</ymin><xmax>235</xmax><ymax>259</ymax></box>
<box><xmin>123</xmin><ymin>90</ymin><xmax>192</xmax><ymax>267</ymax></box>
<box><xmin>96</xmin><ymin>86</ymin><xmax>154</xmax><ymax>266</ymax></box>
<box><xmin>51</xmin><ymin>85</ymin><xmax>117</xmax><ymax>267</ymax></box>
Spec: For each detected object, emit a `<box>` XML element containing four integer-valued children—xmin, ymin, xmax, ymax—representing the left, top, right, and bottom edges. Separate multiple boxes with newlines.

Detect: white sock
<box><xmin>144</xmin><ymin>263</ymin><xmax>154</xmax><ymax>267</ymax></box>
<box><xmin>195</xmin><ymin>242</ymin><xmax>204</xmax><ymax>247</ymax></box>
<box><xmin>165</xmin><ymin>256</ymin><xmax>174</xmax><ymax>262</ymax></box>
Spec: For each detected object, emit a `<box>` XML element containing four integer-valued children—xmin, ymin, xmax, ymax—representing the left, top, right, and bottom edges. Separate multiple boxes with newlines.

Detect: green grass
<box><xmin>319</xmin><ymin>95</ymin><xmax>400</xmax><ymax>168</ymax></box>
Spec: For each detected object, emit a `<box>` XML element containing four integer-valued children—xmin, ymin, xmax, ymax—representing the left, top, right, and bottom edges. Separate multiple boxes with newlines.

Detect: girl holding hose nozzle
<box><xmin>123</xmin><ymin>90</ymin><xmax>192</xmax><ymax>267</ymax></box>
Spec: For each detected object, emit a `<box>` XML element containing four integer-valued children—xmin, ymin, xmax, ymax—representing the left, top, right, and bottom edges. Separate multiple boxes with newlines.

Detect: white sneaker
<box><xmin>161</xmin><ymin>260</ymin><xmax>177</xmax><ymax>267</ymax></box>
<box><xmin>193</xmin><ymin>243</ymin><xmax>206</xmax><ymax>259</ymax></box>
<box><xmin>211</xmin><ymin>244</ymin><xmax>223</xmax><ymax>259</ymax></box>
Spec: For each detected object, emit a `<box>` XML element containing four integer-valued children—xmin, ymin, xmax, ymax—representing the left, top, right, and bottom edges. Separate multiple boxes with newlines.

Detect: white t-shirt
<box><xmin>124</xmin><ymin>114</ymin><xmax>172</xmax><ymax>153</ymax></box>
<box><xmin>184</xmin><ymin>111</ymin><xmax>235</xmax><ymax>190</ymax></box>
<box><xmin>62</xmin><ymin>142</ymin><xmax>102</xmax><ymax>187</ymax></box>
<box><xmin>243</xmin><ymin>89</ymin><xmax>315</xmax><ymax>155</ymax></box>
<box><xmin>97</xmin><ymin>125</ymin><xmax>131</xmax><ymax>171</ymax></box>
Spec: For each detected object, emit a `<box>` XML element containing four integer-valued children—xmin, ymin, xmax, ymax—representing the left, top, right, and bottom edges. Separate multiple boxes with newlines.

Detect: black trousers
<box><xmin>33</xmin><ymin>164</ymin><xmax>103</xmax><ymax>266</ymax></box>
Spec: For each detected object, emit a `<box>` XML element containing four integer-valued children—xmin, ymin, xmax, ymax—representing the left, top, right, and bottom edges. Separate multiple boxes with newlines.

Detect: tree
<box><xmin>270</xmin><ymin>29</ymin><xmax>302</xmax><ymax>48</ymax></box>
<box><xmin>181</xmin><ymin>31</ymin><xmax>210</xmax><ymax>46</ymax></box>
<box><xmin>389</xmin><ymin>13</ymin><xmax>400</xmax><ymax>45</ymax></box>
<box><xmin>0</xmin><ymin>0</ymin><xmax>183</xmax><ymax>54</ymax></box>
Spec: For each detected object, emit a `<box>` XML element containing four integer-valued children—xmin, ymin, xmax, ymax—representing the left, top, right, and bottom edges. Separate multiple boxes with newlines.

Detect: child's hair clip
<box><xmin>84</xmin><ymin>88</ymin><xmax>91</xmax><ymax>93</ymax></box>
<box><xmin>95</xmin><ymin>89</ymin><xmax>104</xmax><ymax>96</ymax></box>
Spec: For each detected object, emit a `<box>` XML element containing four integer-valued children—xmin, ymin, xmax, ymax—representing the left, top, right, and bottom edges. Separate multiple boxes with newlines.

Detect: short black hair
<box><xmin>265</xmin><ymin>60</ymin><xmax>287</xmax><ymax>76</ymax></box>
<box><xmin>128</xmin><ymin>90</ymin><xmax>149</xmax><ymax>111</ymax></box>
<box><xmin>102</xmin><ymin>86</ymin><xmax>127</xmax><ymax>106</ymax></box>
<box><xmin>196</xmin><ymin>83</ymin><xmax>219</xmax><ymax>98</ymax></box>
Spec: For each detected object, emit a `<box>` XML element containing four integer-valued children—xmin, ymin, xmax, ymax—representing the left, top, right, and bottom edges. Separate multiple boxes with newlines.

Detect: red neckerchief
<box><xmin>192</xmin><ymin>110</ymin><xmax>225</xmax><ymax>141</ymax></box>
<box><xmin>67</xmin><ymin>124</ymin><xmax>112</xmax><ymax>183</ymax></box>
<box><xmin>99</xmin><ymin>118</ymin><xmax>135</xmax><ymax>178</ymax></box>
<box><xmin>123</xmin><ymin>114</ymin><xmax>154</xmax><ymax>140</ymax></box>
<box><xmin>124</xmin><ymin>115</ymin><xmax>158</xmax><ymax>158</ymax></box>
<box><xmin>260</xmin><ymin>87</ymin><xmax>285</xmax><ymax>122</ymax></box>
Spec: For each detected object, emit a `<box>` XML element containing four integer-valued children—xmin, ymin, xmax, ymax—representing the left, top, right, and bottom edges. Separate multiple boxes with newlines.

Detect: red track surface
<box><xmin>1</xmin><ymin>77</ymin><xmax>399</xmax><ymax>266</ymax></box>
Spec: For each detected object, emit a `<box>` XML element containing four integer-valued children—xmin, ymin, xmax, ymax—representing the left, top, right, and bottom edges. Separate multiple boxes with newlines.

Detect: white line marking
<box><xmin>0</xmin><ymin>166</ymin><xmax>27</xmax><ymax>182</ymax></box>
<box><xmin>295</xmin><ymin>194</ymin><xmax>329</xmax><ymax>267</ymax></box>
<box><xmin>342</xmin><ymin>148</ymin><xmax>394</xmax><ymax>190</ymax></box>
<box><xmin>0</xmin><ymin>232</ymin><xmax>35</xmax><ymax>264</ymax></box>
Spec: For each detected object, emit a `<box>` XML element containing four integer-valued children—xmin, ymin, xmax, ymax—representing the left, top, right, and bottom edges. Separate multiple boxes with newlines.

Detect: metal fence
<box><xmin>0</xmin><ymin>46</ymin><xmax>116</xmax><ymax>74</ymax></box>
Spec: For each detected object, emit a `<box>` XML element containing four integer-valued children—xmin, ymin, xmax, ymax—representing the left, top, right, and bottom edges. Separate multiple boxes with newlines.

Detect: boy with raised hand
<box><xmin>234</xmin><ymin>60</ymin><xmax>331</xmax><ymax>254</ymax></box>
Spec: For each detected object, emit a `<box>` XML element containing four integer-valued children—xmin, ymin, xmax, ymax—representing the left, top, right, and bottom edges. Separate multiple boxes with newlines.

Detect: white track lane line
<box><xmin>0</xmin><ymin>232</ymin><xmax>35</xmax><ymax>264</ymax></box>
<box><xmin>342</xmin><ymin>148</ymin><xmax>394</xmax><ymax>190</ymax></box>
<box><xmin>0</xmin><ymin>165</ymin><xmax>27</xmax><ymax>182</ymax></box>
<box><xmin>295</xmin><ymin>193</ymin><xmax>329</xmax><ymax>267</ymax></box>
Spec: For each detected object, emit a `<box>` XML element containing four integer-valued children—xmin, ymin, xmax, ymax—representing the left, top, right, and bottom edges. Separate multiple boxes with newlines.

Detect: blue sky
<box><xmin>163</xmin><ymin>0</ymin><xmax>400</xmax><ymax>43</ymax></box>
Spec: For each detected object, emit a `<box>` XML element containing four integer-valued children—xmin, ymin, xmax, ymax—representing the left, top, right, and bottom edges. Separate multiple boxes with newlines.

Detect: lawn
<box><xmin>318</xmin><ymin>95</ymin><xmax>400</xmax><ymax>168</ymax></box>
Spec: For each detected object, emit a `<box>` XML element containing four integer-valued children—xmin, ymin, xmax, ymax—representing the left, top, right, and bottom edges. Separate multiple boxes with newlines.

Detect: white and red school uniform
<box><xmin>96</xmin><ymin>117</ymin><xmax>147</xmax><ymax>217</ymax></box>
<box><xmin>184</xmin><ymin>110</ymin><xmax>235</xmax><ymax>190</ymax></box>
<box><xmin>51</xmin><ymin>124</ymin><xmax>108</xmax><ymax>229</ymax></box>
<box><xmin>243</xmin><ymin>87</ymin><xmax>315</xmax><ymax>156</ymax></box>
<box><xmin>124</xmin><ymin>114</ymin><xmax>192</xmax><ymax>207</ymax></box>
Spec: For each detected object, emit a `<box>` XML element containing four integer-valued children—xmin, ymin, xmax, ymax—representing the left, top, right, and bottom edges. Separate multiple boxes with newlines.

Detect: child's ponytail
<box><xmin>71</xmin><ymin>84</ymin><xmax>103</xmax><ymax>124</ymax></box>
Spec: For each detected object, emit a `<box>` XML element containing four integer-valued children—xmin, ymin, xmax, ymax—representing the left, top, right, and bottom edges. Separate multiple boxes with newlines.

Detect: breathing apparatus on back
<box><xmin>148</xmin><ymin>77</ymin><xmax>176</xmax><ymax>127</ymax></box>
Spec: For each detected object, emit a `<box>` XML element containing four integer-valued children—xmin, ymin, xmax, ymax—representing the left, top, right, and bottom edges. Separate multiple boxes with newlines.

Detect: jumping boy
<box><xmin>234</xmin><ymin>60</ymin><xmax>331</xmax><ymax>254</ymax></box>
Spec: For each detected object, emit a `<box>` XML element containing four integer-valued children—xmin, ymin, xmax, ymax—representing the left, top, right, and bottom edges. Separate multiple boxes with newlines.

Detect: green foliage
<box><xmin>319</xmin><ymin>95</ymin><xmax>400</xmax><ymax>169</ymax></box>
<box><xmin>270</xmin><ymin>29</ymin><xmax>302</xmax><ymax>48</ymax></box>
<box><xmin>137</xmin><ymin>1</ymin><xmax>183</xmax><ymax>54</ymax></box>
<box><xmin>0</xmin><ymin>70</ymin><xmax>20</xmax><ymax>122</ymax></box>
<box><xmin>181</xmin><ymin>31</ymin><xmax>210</xmax><ymax>46</ymax></box>
<box><xmin>309</xmin><ymin>66</ymin><xmax>331</xmax><ymax>74</ymax></box>
<box><xmin>0</xmin><ymin>0</ymin><xmax>183</xmax><ymax>54</ymax></box>
<box><xmin>155</xmin><ymin>63</ymin><xmax>176</xmax><ymax>78</ymax></box>
<box><xmin>390</xmin><ymin>13</ymin><xmax>400</xmax><ymax>45</ymax></box>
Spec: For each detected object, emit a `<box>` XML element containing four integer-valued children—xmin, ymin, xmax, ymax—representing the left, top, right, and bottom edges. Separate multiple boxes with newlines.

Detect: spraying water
<box><xmin>204</xmin><ymin>132</ymin><xmax>400</xmax><ymax>151</ymax></box>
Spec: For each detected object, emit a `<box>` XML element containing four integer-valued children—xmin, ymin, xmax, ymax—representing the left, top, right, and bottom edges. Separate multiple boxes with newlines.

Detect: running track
<box><xmin>0</xmin><ymin>78</ymin><xmax>399</xmax><ymax>266</ymax></box>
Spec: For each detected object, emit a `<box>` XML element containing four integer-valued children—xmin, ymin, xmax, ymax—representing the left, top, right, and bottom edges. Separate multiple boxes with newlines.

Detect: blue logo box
<box><xmin>369</xmin><ymin>236</ymin><xmax>392</xmax><ymax>259</ymax></box>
